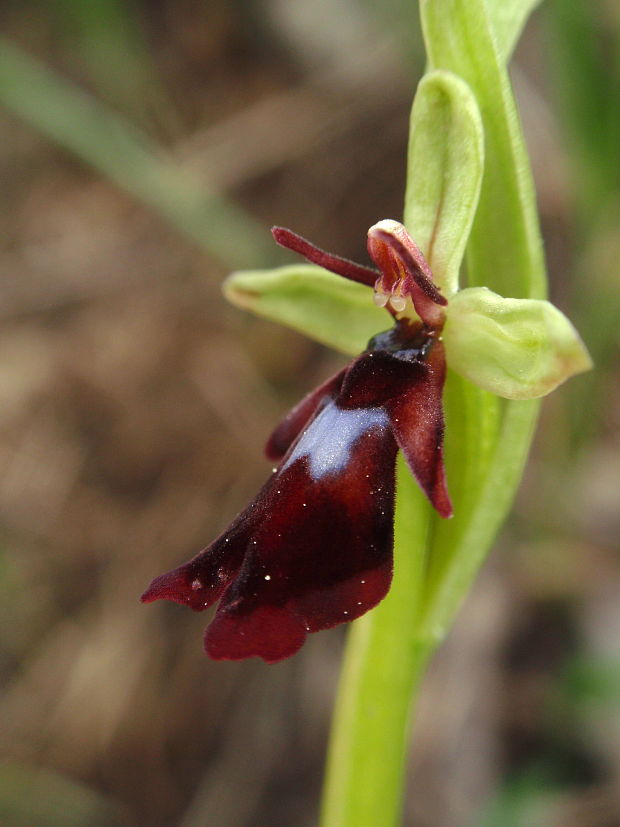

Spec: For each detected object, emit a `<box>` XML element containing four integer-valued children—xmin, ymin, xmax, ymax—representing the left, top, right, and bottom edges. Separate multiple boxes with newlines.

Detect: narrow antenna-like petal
<box><xmin>272</xmin><ymin>226</ymin><xmax>380</xmax><ymax>287</ymax></box>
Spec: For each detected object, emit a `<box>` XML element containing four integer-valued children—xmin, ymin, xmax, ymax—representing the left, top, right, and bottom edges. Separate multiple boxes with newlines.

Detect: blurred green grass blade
<box><xmin>224</xmin><ymin>264</ymin><xmax>387</xmax><ymax>355</ymax></box>
<box><xmin>0</xmin><ymin>39</ymin><xmax>276</xmax><ymax>269</ymax></box>
<box><xmin>546</xmin><ymin>0</ymin><xmax>620</xmax><ymax>214</ymax></box>
<box><xmin>543</xmin><ymin>2</ymin><xmax>619</xmax><ymax>452</ymax></box>
<box><xmin>559</xmin><ymin>656</ymin><xmax>620</xmax><ymax>708</ymax></box>
<box><xmin>52</xmin><ymin>0</ymin><xmax>169</xmax><ymax>126</ymax></box>
<box><xmin>477</xmin><ymin>766</ymin><xmax>555</xmax><ymax>827</ymax></box>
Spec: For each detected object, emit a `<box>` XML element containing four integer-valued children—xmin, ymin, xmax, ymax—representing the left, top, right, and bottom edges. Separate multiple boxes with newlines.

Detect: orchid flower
<box><xmin>141</xmin><ymin>200</ymin><xmax>590</xmax><ymax>662</ymax></box>
<box><xmin>142</xmin><ymin>221</ymin><xmax>453</xmax><ymax>662</ymax></box>
<box><xmin>141</xmin><ymin>60</ymin><xmax>590</xmax><ymax>668</ymax></box>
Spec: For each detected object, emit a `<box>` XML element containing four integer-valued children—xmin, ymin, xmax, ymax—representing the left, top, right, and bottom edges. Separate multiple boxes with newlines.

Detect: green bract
<box><xmin>404</xmin><ymin>70</ymin><xmax>483</xmax><ymax>295</ymax></box>
<box><xmin>443</xmin><ymin>287</ymin><xmax>593</xmax><ymax>398</ymax></box>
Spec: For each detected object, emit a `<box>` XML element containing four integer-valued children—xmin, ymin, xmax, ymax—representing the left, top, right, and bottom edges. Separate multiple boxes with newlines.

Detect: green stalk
<box><xmin>320</xmin><ymin>2</ymin><xmax>547</xmax><ymax>825</ymax></box>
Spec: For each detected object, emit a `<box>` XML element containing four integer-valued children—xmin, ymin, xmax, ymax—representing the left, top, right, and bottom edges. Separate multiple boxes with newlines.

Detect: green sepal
<box><xmin>223</xmin><ymin>264</ymin><xmax>387</xmax><ymax>356</ymax></box>
<box><xmin>443</xmin><ymin>287</ymin><xmax>593</xmax><ymax>398</ymax></box>
<box><xmin>404</xmin><ymin>70</ymin><xmax>483</xmax><ymax>295</ymax></box>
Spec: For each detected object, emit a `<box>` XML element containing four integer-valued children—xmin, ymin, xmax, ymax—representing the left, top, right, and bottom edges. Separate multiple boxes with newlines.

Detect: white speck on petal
<box><xmin>191</xmin><ymin>579</ymin><xmax>202</xmax><ymax>591</ymax></box>
<box><xmin>264</xmin><ymin>575</ymin><xmax>271</xmax><ymax>581</ymax></box>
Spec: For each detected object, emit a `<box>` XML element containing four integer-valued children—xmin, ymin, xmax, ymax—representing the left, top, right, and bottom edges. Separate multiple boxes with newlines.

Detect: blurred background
<box><xmin>0</xmin><ymin>1</ymin><xmax>618</xmax><ymax>825</ymax></box>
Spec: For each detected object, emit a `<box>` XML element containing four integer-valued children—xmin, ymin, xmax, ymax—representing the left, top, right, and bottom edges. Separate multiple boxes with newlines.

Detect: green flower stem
<box><xmin>321</xmin><ymin>1</ymin><xmax>548</xmax><ymax>825</ymax></box>
<box><xmin>320</xmin><ymin>457</ymin><xmax>433</xmax><ymax>827</ymax></box>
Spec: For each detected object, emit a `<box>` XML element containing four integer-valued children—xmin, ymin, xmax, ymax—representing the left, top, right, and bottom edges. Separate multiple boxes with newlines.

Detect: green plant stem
<box><xmin>321</xmin><ymin>2</ymin><xmax>547</xmax><ymax>825</ymax></box>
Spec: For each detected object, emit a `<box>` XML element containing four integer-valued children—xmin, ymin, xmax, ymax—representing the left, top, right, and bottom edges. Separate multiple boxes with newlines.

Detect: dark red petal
<box><xmin>140</xmin><ymin>506</ymin><xmax>260</xmax><ymax>611</ymax></box>
<box><xmin>385</xmin><ymin>340</ymin><xmax>452</xmax><ymax>518</ymax></box>
<box><xmin>205</xmin><ymin>605</ymin><xmax>307</xmax><ymax>663</ymax></box>
<box><xmin>205</xmin><ymin>400</ymin><xmax>398</xmax><ymax>662</ymax></box>
<box><xmin>338</xmin><ymin>351</ymin><xmax>428</xmax><ymax>409</ymax></box>
<box><xmin>265</xmin><ymin>368</ymin><xmax>346</xmax><ymax>461</ymax></box>
<box><xmin>271</xmin><ymin>226</ymin><xmax>380</xmax><ymax>287</ymax></box>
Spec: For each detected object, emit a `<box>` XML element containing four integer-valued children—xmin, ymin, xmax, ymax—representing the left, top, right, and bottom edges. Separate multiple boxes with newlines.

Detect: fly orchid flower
<box><xmin>141</xmin><ymin>220</ymin><xmax>453</xmax><ymax>662</ymax></box>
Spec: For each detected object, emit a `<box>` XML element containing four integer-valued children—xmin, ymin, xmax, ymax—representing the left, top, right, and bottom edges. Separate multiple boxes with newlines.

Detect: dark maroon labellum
<box><xmin>141</xmin><ymin>223</ymin><xmax>452</xmax><ymax>662</ymax></box>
